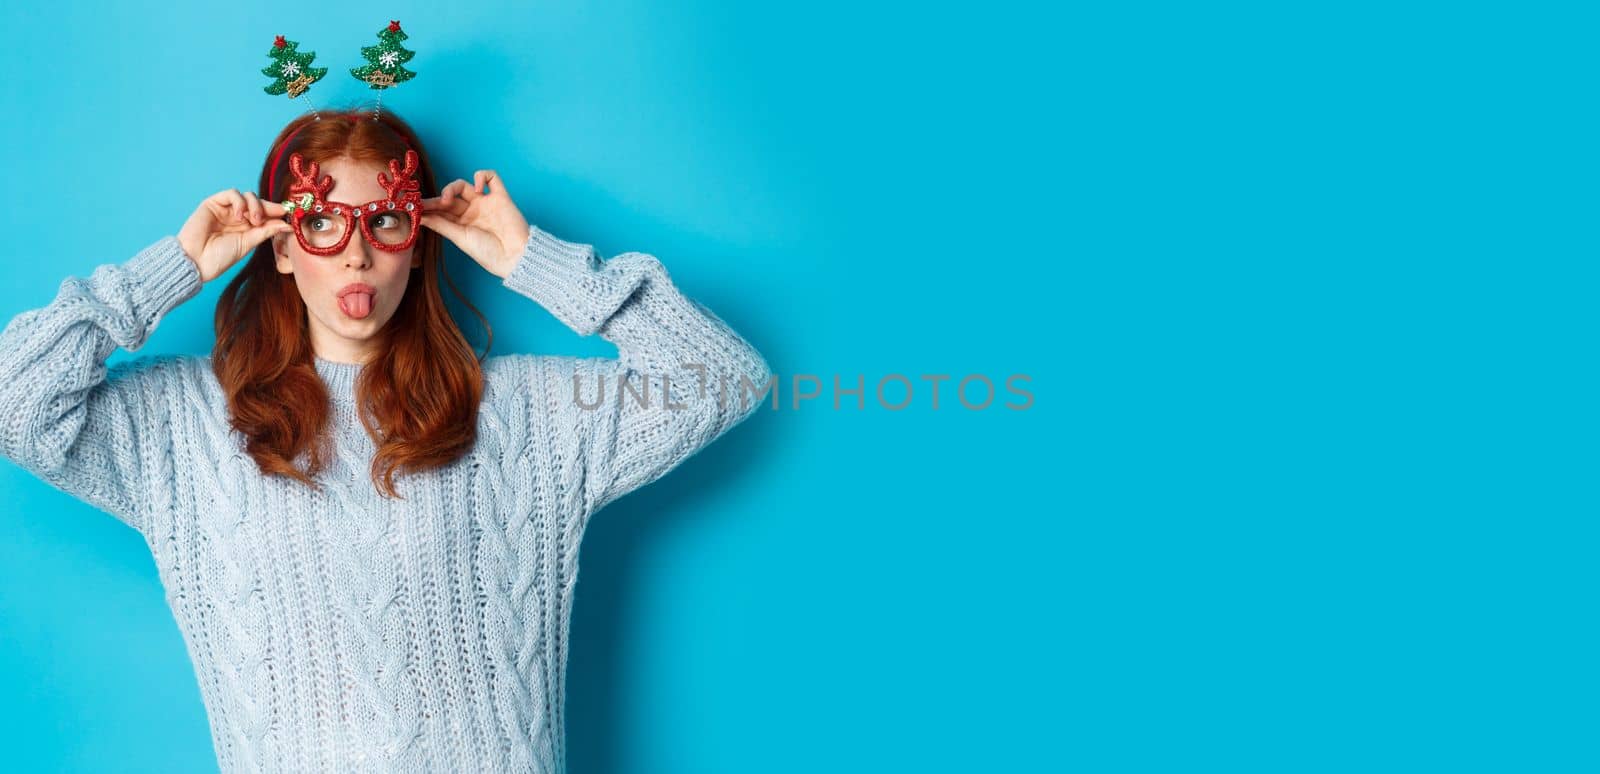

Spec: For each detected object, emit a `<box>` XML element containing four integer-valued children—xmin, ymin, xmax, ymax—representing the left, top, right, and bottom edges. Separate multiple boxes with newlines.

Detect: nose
<box><xmin>342</xmin><ymin>239</ymin><xmax>374</xmax><ymax>270</ymax></box>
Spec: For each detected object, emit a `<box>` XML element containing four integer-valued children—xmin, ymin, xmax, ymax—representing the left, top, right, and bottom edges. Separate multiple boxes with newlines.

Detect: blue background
<box><xmin>0</xmin><ymin>1</ymin><xmax>1590</xmax><ymax>772</ymax></box>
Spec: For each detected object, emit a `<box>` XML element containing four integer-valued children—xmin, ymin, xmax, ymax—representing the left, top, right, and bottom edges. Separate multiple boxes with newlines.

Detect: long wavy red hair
<box><xmin>213</xmin><ymin>108</ymin><xmax>493</xmax><ymax>499</ymax></box>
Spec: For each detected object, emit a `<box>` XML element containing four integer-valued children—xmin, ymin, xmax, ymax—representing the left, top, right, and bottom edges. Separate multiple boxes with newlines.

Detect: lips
<box><xmin>337</xmin><ymin>282</ymin><xmax>377</xmax><ymax>320</ymax></box>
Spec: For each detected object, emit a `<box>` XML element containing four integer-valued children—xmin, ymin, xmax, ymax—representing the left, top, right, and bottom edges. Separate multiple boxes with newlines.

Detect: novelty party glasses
<box><xmin>280</xmin><ymin>149</ymin><xmax>423</xmax><ymax>254</ymax></box>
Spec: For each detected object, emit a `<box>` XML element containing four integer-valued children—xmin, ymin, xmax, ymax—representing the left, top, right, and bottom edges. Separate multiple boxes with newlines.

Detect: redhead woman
<box><xmin>0</xmin><ymin>109</ymin><xmax>771</xmax><ymax>773</ymax></box>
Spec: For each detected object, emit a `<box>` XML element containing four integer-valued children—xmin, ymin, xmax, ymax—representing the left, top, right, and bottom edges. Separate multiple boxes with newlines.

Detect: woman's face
<box><xmin>272</xmin><ymin>155</ymin><xmax>421</xmax><ymax>365</ymax></box>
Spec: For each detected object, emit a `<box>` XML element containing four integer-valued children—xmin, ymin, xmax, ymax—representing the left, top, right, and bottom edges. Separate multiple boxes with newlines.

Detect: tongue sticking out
<box><xmin>339</xmin><ymin>292</ymin><xmax>374</xmax><ymax>319</ymax></box>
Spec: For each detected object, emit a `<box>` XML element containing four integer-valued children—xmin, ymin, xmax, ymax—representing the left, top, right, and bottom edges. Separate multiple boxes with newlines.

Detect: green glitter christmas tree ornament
<box><xmin>351</xmin><ymin>20</ymin><xmax>417</xmax><ymax>89</ymax></box>
<box><xmin>262</xmin><ymin>35</ymin><xmax>328</xmax><ymax>101</ymax></box>
<box><xmin>350</xmin><ymin>20</ymin><xmax>417</xmax><ymax>121</ymax></box>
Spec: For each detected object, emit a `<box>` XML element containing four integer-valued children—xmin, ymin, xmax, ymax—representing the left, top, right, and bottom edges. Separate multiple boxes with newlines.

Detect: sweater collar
<box><xmin>313</xmin><ymin>356</ymin><xmax>363</xmax><ymax>404</ymax></box>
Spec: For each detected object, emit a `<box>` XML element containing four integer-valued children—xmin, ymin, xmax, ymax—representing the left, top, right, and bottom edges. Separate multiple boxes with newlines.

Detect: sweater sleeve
<box><xmin>502</xmin><ymin>224</ymin><xmax>772</xmax><ymax>514</ymax></box>
<box><xmin>0</xmin><ymin>236</ymin><xmax>204</xmax><ymax>535</ymax></box>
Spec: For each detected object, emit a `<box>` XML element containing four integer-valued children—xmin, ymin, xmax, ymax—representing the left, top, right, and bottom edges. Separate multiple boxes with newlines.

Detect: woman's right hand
<box><xmin>177</xmin><ymin>189</ymin><xmax>294</xmax><ymax>283</ymax></box>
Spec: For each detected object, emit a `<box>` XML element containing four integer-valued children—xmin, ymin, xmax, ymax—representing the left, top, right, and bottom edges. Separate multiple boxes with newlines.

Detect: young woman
<box><xmin>0</xmin><ymin>109</ymin><xmax>771</xmax><ymax>773</ymax></box>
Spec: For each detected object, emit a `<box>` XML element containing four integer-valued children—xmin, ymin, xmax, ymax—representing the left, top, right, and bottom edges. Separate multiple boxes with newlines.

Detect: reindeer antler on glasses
<box><xmin>282</xmin><ymin>153</ymin><xmax>335</xmax><ymax>213</ymax></box>
<box><xmin>377</xmin><ymin>150</ymin><xmax>421</xmax><ymax>204</ymax></box>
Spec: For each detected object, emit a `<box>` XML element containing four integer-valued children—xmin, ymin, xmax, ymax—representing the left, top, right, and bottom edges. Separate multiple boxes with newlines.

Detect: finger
<box><xmin>457</xmin><ymin>178</ymin><xmax>483</xmax><ymax>203</ymax></box>
<box><xmin>262</xmin><ymin>199</ymin><xmax>288</xmax><ymax>218</ymax></box>
<box><xmin>422</xmin><ymin>210</ymin><xmax>463</xmax><ymax>228</ymax></box>
<box><xmin>243</xmin><ymin>191</ymin><xmax>264</xmax><ymax>226</ymax></box>
<box><xmin>474</xmin><ymin>170</ymin><xmax>501</xmax><ymax>196</ymax></box>
<box><xmin>216</xmin><ymin>189</ymin><xmax>247</xmax><ymax>224</ymax></box>
<box><xmin>439</xmin><ymin>179</ymin><xmax>467</xmax><ymax>205</ymax></box>
<box><xmin>207</xmin><ymin>188</ymin><xmax>242</xmax><ymax>207</ymax></box>
<box><xmin>425</xmin><ymin>188</ymin><xmax>470</xmax><ymax>215</ymax></box>
<box><xmin>487</xmin><ymin>170</ymin><xmax>509</xmax><ymax>198</ymax></box>
<box><xmin>226</xmin><ymin>189</ymin><xmax>248</xmax><ymax>222</ymax></box>
<box><xmin>422</xmin><ymin>198</ymin><xmax>461</xmax><ymax>216</ymax></box>
<box><xmin>420</xmin><ymin>213</ymin><xmax>469</xmax><ymax>243</ymax></box>
<box><xmin>202</xmin><ymin>189</ymin><xmax>235</xmax><ymax>223</ymax></box>
<box><xmin>242</xmin><ymin>219</ymin><xmax>294</xmax><ymax>250</ymax></box>
<box><xmin>422</xmin><ymin>199</ymin><xmax>464</xmax><ymax>221</ymax></box>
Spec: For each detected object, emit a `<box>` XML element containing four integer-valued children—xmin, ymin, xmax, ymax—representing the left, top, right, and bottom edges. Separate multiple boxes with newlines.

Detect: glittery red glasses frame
<box><xmin>281</xmin><ymin>149</ymin><xmax>423</xmax><ymax>255</ymax></box>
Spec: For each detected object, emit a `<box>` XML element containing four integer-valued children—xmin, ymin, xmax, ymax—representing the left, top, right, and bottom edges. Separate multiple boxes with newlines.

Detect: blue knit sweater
<box><xmin>0</xmin><ymin>225</ymin><xmax>772</xmax><ymax>773</ymax></box>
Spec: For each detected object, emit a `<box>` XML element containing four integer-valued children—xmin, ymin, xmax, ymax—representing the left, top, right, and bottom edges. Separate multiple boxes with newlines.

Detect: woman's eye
<box><xmin>374</xmin><ymin>213</ymin><xmax>402</xmax><ymax>229</ymax></box>
<box><xmin>308</xmin><ymin>216</ymin><xmax>332</xmax><ymax>231</ymax></box>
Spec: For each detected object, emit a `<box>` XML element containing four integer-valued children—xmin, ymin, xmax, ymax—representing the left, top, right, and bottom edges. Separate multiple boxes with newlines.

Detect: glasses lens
<box><xmin>367</xmin><ymin>208</ymin><xmax>415</xmax><ymax>246</ymax></box>
<box><xmin>298</xmin><ymin>211</ymin><xmax>349</xmax><ymax>249</ymax></box>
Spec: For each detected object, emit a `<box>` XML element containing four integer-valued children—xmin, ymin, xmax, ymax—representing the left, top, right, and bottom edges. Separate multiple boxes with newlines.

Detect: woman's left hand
<box><xmin>420</xmin><ymin>170</ymin><xmax>530</xmax><ymax>278</ymax></box>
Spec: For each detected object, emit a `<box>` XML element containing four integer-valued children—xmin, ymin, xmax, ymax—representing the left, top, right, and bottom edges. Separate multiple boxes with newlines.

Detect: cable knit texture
<box><xmin>0</xmin><ymin>225</ymin><xmax>772</xmax><ymax>773</ymax></box>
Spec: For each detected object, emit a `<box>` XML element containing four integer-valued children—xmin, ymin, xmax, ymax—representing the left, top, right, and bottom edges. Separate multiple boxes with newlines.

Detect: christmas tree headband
<box><xmin>261</xmin><ymin>19</ymin><xmax>417</xmax><ymax>122</ymax></box>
